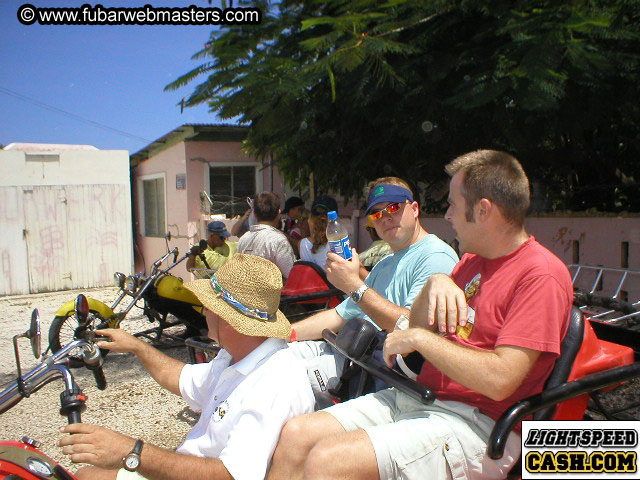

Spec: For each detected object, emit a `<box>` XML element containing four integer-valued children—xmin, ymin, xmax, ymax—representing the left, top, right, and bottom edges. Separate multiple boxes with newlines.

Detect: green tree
<box><xmin>168</xmin><ymin>0</ymin><xmax>640</xmax><ymax>212</ymax></box>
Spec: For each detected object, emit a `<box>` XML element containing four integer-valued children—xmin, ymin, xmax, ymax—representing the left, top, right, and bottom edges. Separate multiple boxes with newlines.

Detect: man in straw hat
<box><xmin>58</xmin><ymin>254</ymin><xmax>314</xmax><ymax>480</ymax></box>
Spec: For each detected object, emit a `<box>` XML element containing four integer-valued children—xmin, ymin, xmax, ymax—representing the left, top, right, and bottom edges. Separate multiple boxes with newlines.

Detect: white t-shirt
<box><xmin>298</xmin><ymin>238</ymin><xmax>330</xmax><ymax>271</ymax></box>
<box><xmin>177</xmin><ymin>338</ymin><xmax>314</xmax><ymax>480</ymax></box>
<box><xmin>237</xmin><ymin>224</ymin><xmax>296</xmax><ymax>280</ymax></box>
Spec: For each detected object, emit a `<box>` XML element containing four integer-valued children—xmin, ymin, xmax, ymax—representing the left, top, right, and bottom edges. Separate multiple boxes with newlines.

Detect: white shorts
<box><xmin>325</xmin><ymin>388</ymin><xmax>521</xmax><ymax>480</ymax></box>
<box><xmin>288</xmin><ymin>340</ymin><xmax>345</xmax><ymax>408</ymax></box>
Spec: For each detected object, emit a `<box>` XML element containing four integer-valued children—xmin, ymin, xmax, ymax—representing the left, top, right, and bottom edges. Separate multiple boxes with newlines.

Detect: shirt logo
<box><xmin>213</xmin><ymin>400</ymin><xmax>229</xmax><ymax>422</ymax></box>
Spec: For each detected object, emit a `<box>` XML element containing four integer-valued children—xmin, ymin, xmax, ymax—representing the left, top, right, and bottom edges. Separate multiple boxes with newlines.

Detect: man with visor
<box><xmin>287</xmin><ymin>177</ymin><xmax>459</xmax><ymax>406</ymax></box>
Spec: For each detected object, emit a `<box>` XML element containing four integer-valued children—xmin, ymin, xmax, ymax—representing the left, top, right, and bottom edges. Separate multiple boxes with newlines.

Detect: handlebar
<box><xmin>322</xmin><ymin>328</ymin><xmax>435</xmax><ymax>405</ymax></box>
<box><xmin>0</xmin><ymin>337</ymin><xmax>107</xmax><ymax>422</ymax></box>
<box><xmin>90</xmin><ymin>366</ymin><xmax>108</xmax><ymax>391</ymax></box>
<box><xmin>573</xmin><ymin>289</ymin><xmax>638</xmax><ymax>315</ymax></box>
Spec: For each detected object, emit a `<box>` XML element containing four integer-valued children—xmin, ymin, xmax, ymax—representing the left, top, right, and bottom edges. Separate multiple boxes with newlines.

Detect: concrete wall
<box><xmin>353</xmin><ymin>214</ymin><xmax>640</xmax><ymax>299</ymax></box>
<box><xmin>0</xmin><ymin>149</ymin><xmax>132</xmax><ymax>295</ymax></box>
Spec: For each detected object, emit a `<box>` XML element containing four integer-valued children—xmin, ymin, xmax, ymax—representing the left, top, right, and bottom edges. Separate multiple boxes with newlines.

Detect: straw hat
<box><xmin>184</xmin><ymin>254</ymin><xmax>291</xmax><ymax>339</ymax></box>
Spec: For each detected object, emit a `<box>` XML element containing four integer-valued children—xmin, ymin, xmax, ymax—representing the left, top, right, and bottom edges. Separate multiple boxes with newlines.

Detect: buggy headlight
<box><xmin>114</xmin><ymin>272</ymin><xmax>125</xmax><ymax>288</ymax></box>
<box><xmin>124</xmin><ymin>275</ymin><xmax>138</xmax><ymax>294</ymax></box>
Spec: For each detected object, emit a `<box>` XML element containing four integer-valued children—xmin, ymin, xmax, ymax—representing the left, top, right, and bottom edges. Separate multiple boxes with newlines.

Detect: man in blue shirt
<box><xmin>288</xmin><ymin>177</ymin><xmax>459</xmax><ymax>405</ymax></box>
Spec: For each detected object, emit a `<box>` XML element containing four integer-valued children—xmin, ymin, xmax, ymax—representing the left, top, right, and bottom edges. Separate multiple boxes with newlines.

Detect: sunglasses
<box><xmin>368</xmin><ymin>202</ymin><xmax>404</xmax><ymax>221</ymax></box>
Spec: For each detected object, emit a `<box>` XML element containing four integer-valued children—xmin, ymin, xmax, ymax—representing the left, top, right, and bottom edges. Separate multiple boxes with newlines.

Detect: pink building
<box><xmin>131</xmin><ymin>124</ymin><xmax>640</xmax><ymax>299</ymax></box>
<box><xmin>131</xmin><ymin>124</ymin><xmax>354</xmax><ymax>279</ymax></box>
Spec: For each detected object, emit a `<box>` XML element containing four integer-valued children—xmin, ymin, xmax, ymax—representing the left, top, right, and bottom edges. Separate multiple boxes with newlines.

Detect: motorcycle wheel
<box><xmin>48</xmin><ymin>310</ymin><xmax>110</xmax><ymax>368</ymax></box>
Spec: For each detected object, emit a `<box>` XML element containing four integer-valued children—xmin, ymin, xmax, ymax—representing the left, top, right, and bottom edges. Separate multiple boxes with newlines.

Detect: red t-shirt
<box><xmin>416</xmin><ymin>237</ymin><xmax>573</xmax><ymax>422</ymax></box>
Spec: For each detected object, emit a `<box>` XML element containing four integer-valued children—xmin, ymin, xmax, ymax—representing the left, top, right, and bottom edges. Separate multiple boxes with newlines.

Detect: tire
<box><xmin>48</xmin><ymin>310</ymin><xmax>110</xmax><ymax>368</ymax></box>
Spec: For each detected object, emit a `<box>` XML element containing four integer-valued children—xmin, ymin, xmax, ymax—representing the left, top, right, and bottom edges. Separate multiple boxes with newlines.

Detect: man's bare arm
<box><xmin>290</xmin><ymin>309</ymin><xmax>346</xmax><ymax>341</ymax></box>
<box><xmin>353</xmin><ymin>287</ymin><xmax>411</xmax><ymax>331</ymax></box>
<box><xmin>138</xmin><ymin>444</ymin><xmax>233</xmax><ymax>480</ymax></box>
<box><xmin>60</xmin><ymin>425</ymin><xmax>232</xmax><ymax>480</ymax></box>
<box><xmin>383</xmin><ymin>328</ymin><xmax>540</xmax><ymax>401</ymax></box>
<box><xmin>325</xmin><ymin>250</ymin><xmax>410</xmax><ymax>331</ymax></box>
<box><xmin>96</xmin><ymin>329</ymin><xmax>184</xmax><ymax>395</ymax></box>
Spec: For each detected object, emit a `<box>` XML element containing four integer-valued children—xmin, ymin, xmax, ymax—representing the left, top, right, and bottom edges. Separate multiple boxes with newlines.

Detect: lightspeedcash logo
<box><xmin>521</xmin><ymin>421</ymin><xmax>640</xmax><ymax>479</ymax></box>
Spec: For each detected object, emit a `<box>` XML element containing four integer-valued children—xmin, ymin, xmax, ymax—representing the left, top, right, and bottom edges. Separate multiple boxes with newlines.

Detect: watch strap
<box><xmin>350</xmin><ymin>284</ymin><xmax>369</xmax><ymax>303</ymax></box>
<box><xmin>123</xmin><ymin>439</ymin><xmax>144</xmax><ymax>471</ymax></box>
<box><xmin>131</xmin><ymin>439</ymin><xmax>144</xmax><ymax>456</ymax></box>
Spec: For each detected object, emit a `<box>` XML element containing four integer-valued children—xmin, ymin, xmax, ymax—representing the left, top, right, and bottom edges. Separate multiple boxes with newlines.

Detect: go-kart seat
<box><xmin>280</xmin><ymin>261</ymin><xmax>346</xmax><ymax>321</ymax></box>
<box><xmin>501</xmin><ymin>306</ymin><xmax>584</xmax><ymax>479</ymax></box>
<box><xmin>532</xmin><ymin>305</ymin><xmax>584</xmax><ymax>420</ymax></box>
<box><xmin>495</xmin><ymin>305</ymin><xmax>636</xmax><ymax>480</ymax></box>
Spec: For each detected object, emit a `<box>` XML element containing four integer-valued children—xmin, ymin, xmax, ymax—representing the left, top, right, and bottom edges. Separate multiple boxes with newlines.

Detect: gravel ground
<box><xmin>1</xmin><ymin>287</ymin><xmax>638</xmax><ymax>476</ymax></box>
<box><xmin>0</xmin><ymin>287</ymin><xmax>197</xmax><ymax>473</ymax></box>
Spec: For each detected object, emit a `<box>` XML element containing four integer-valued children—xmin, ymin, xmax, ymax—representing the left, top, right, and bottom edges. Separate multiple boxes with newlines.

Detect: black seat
<box><xmin>533</xmin><ymin>305</ymin><xmax>584</xmax><ymax>420</ymax></box>
<box><xmin>504</xmin><ymin>306</ymin><xmax>584</xmax><ymax>479</ymax></box>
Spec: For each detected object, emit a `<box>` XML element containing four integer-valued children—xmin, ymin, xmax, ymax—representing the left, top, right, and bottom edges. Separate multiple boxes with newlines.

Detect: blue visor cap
<box><xmin>365</xmin><ymin>184</ymin><xmax>413</xmax><ymax>214</ymax></box>
<box><xmin>208</xmin><ymin>220</ymin><xmax>231</xmax><ymax>238</ymax></box>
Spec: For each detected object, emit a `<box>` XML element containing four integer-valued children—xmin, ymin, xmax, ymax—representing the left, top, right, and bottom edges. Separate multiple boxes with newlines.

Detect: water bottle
<box><xmin>326</xmin><ymin>211</ymin><xmax>352</xmax><ymax>260</ymax></box>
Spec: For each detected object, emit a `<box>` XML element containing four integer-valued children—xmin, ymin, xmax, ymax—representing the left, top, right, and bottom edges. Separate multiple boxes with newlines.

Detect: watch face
<box><xmin>125</xmin><ymin>455</ymin><xmax>140</xmax><ymax>470</ymax></box>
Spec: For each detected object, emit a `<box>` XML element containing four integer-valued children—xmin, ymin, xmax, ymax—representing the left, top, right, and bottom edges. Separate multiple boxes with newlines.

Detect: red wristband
<box><xmin>289</xmin><ymin>329</ymin><xmax>297</xmax><ymax>342</ymax></box>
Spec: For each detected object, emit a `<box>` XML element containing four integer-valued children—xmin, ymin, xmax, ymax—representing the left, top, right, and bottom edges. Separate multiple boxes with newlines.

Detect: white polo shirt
<box><xmin>177</xmin><ymin>338</ymin><xmax>314</xmax><ymax>480</ymax></box>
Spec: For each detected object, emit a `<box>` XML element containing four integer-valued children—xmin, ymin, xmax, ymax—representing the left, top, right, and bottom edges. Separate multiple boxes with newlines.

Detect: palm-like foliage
<box><xmin>168</xmin><ymin>0</ymin><xmax>640</xmax><ymax>211</ymax></box>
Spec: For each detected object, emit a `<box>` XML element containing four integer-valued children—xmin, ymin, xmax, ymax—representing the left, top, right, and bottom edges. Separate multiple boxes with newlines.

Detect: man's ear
<box><xmin>410</xmin><ymin>200</ymin><xmax>420</xmax><ymax>218</ymax></box>
<box><xmin>476</xmin><ymin>198</ymin><xmax>492</xmax><ymax>222</ymax></box>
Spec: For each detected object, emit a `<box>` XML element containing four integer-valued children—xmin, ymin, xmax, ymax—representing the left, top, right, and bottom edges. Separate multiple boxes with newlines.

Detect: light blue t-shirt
<box><xmin>335</xmin><ymin>234</ymin><xmax>459</xmax><ymax>326</ymax></box>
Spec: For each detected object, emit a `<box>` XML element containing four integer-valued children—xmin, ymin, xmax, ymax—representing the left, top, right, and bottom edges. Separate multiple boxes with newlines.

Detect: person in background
<box><xmin>238</xmin><ymin>192</ymin><xmax>296</xmax><ymax>281</ymax></box>
<box><xmin>230</xmin><ymin>197</ymin><xmax>257</xmax><ymax>239</ymax></box>
<box><xmin>282</xmin><ymin>196</ymin><xmax>306</xmax><ymax>236</ymax></box>
<box><xmin>59</xmin><ymin>254</ymin><xmax>314</xmax><ymax>480</ymax></box>
<box><xmin>309</xmin><ymin>195</ymin><xmax>339</xmax><ymax>218</ymax></box>
<box><xmin>230</xmin><ymin>208</ymin><xmax>252</xmax><ymax>238</ymax></box>
<box><xmin>359</xmin><ymin>218</ymin><xmax>393</xmax><ymax>271</ymax></box>
<box><xmin>282</xmin><ymin>196</ymin><xmax>308</xmax><ymax>257</ymax></box>
<box><xmin>298</xmin><ymin>212</ymin><xmax>330</xmax><ymax>271</ymax></box>
<box><xmin>186</xmin><ymin>221</ymin><xmax>237</xmax><ymax>274</ymax></box>
<box><xmin>297</xmin><ymin>195</ymin><xmax>339</xmax><ymax>270</ymax></box>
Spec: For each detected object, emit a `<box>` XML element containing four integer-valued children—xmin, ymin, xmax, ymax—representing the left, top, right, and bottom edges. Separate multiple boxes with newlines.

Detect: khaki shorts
<box><xmin>288</xmin><ymin>340</ymin><xmax>345</xmax><ymax>408</ymax></box>
<box><xmin>325</xmin><ymin>388</ymin><xmax>521</xmax><ymax>480</ymax></box>
<box><xmin>116</xmin><ymin>468</ymin><xmax>148</xmax><ymax>480</ymax></box>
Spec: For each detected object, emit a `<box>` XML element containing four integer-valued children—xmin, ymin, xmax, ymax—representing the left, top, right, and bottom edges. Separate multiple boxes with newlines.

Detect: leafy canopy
<box><xmin>168</xmin><ymin>0</ymin><xmax>640</xmax><ymax>212</ymax></box>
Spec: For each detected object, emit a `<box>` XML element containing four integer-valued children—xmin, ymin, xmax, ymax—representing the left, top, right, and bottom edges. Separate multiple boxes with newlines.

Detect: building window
<box><xmin>141</xmin><ymin>176</ymin><xmax>165</xmax><ymax>237</ymax></box>
<box><xmin>209</xmin><ymin>165</ymin><xmax>257</xmax><ymax>216</ymax></box>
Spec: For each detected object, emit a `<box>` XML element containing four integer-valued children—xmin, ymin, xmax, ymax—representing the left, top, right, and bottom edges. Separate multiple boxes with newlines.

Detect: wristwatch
<box><xmin>123</xmin><ymin>439</ymin><xmax>144</xmax><ymax>472</ymax></box>
<box><xmin>350</xmin><ymin>284</ymin><xmax>369</xmax><ymax>303</ymax></box>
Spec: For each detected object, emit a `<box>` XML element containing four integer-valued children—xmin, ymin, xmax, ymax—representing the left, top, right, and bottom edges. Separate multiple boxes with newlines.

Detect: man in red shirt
<box><xmin>268</xmin><ymin>150</ymin><xmax>573</xmax><ymax>480</ymax></box>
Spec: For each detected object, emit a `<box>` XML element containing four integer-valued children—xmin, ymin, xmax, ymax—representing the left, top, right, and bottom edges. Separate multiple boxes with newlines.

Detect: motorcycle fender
<box><xmin>0</xmin><ymin>441</ymin><xmax>75</xmax><ymax>479</ymax></box>
<box><xmin>54</xmin><ymin>298</ymin><xmax>115</xmax><ymax>322</ymax></box>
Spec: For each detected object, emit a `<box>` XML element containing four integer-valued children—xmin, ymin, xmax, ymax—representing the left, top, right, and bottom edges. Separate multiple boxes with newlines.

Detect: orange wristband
<box><xmin>289</xmin><ymin>329</ymin><xmax>297</xmax><ymax>342</ymax></box>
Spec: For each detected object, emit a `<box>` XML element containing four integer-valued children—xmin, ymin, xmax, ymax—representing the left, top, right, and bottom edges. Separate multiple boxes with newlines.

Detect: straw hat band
<box><xmin>211</xmin><ymin>275</ymin><xmax>276</xmax><ymax>321</ymax></box>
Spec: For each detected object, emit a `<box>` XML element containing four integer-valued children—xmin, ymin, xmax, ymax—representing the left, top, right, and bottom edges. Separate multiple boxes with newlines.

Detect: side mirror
<box><xmin>165</xmin><ymin>232</ymin><xmax>172</xmax><ymax>242</ymax></box>
<box><xmin>29</xmin><ymin>309</ymin><xmax>41</xmax><ymax>359</ymax></box>
<box><xmin>75</xmin><ymin>294</ymin><xmax>90</xmax><ymax>325</ymax></box>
